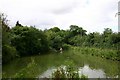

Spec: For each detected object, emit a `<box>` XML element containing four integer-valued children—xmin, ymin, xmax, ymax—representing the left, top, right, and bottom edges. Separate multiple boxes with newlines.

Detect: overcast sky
<box><xmin>0</xmin><ymin>0</ymin><xmax>119</xmax><ymax>33</ymax></box>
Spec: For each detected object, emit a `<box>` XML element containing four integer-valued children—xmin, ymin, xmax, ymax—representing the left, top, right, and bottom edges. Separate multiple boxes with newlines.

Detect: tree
<box><xmin>102</xmin><ymin>28</ymin><xmax>113</xmax><ymax>48</ymax></box>
<box><xmin>103</xmin><ymin>28</ymin><xmax>112</xmax><ymax>37</ymax></box>
<box><xmin>92</xmin><ymin>32</ymin><xmax>101</xmax><ymax>47</ymax></box>
<box><xmin>11</xmin><ymin>26</ymin><xmax>49</xmax><ymax>56</ymax></box>
<box><xmin>15</xmin><ymin>21</ymin><xmax>22</xmax><ymax>26</ymax></box>
<box><xmin>69</xmin><ymin>25</ymin><xmax>87</xmax><ymax>37</ymax></box>
<box><xmin>110</xmin><ymin>33</ymin><xmax>120</xmax><ymax>49</ymax></box>
<box><xmin>1</xmin><ymin>13</ymin><xmax>17</xmax><ymax>64</ymax></box>
<box><xmin>87</xmin><ymin>33</ymin><xmax>94</xmax><ymax>46</ymax></box>
<box><xmin>44</xmin><ymin>28</ymin><xmax>64</xmax><ymax>50</ymax></box>
<box><xmin>49</xmin><ymin>27</ymin><xmax>60</xmax><ymax>32</ymax></box>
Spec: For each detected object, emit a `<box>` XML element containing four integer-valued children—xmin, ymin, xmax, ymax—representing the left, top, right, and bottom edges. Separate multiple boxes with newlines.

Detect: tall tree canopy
<box><xmin>11</xmin><ymin>26</ymin><xmax>49</xmax><ymax>56</ymax></box>
<box><xmin>1</xmin><ymin>13</ymin><xmax>17</xmax><ymax>64</ymax></box>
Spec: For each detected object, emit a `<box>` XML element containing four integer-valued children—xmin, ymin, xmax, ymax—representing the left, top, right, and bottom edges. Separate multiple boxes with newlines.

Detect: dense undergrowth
<box><xmin>69</xmin><ymin>46</ymin><xmax>119</xmax><ymax>61</ymax></box>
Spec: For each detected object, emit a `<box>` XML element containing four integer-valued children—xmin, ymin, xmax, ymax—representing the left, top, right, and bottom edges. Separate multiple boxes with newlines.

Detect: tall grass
<box><xmin>70</xmin><ymin>46</ymin><xmax>119</xmax><ymax>61</ymax></box>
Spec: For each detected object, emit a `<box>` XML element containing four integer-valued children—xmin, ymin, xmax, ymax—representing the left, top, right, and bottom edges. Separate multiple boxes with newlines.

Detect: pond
<box><xmin>39</xmin><ymin>64</ymin><xmax>118</xmax><ymax>78</ymax></box>
<box><xmin>39</xmin><ymin>65</ymin><xmax>106</xmax><ymax>78</ymax></box>
<box><xmin>2</xmin><ymin>50</ymin><xmax>119</xmax><ymax>78</ymax></box>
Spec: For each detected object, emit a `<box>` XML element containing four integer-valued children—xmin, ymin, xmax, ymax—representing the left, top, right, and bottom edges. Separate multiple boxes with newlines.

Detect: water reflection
<box><xmin>79</xmin><ymin>65</ymin><xmax>106</xmax><ymax>78</ymax></box>
<box><xmin>39</xmin><ymin>65</ymin><xmax>107</xmax><ymax>78</ymax></box>
<box><xmin>39</xmin><ymin>67</ymin><xmax>56</xmax><ymax>78</ymax></box>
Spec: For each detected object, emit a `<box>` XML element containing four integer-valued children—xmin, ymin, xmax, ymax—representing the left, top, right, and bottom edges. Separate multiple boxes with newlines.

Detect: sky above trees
<box><xmin>0</xmin><ymin>0</ymin><xmax>119</xmax><ymax>33</ymax></box>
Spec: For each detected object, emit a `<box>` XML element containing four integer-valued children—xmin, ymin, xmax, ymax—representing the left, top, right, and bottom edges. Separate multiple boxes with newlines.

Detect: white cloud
<box><xmin>0</xmin><ymin>0</ymin><xmax>119</xmax><ymax>33</ymax></box>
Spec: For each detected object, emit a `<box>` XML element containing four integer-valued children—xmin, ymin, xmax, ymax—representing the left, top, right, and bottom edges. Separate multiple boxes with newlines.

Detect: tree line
<box><xmin>1</xmin><ymin>14</ymin><xmax>120</xmax><ymax>64</ymax></box>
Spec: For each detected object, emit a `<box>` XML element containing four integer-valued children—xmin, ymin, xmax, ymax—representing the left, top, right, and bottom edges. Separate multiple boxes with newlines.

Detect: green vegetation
<box><xmin>2</xmin><ymin>13</ymin><xmax>120</xmax><ymax>63</ymax></box>
<box><xmin>2</xmin><ymin>49</ymin><xmax>119</xmax><ymax>78</ymax></box>
<box><xmin>1</xmin><ymin>13</ymin><xmax>120</xmax><ymax>78</ymax></box>
<box><xmin>51</xmin><ymin>58</ymin><xmax>88</xmax><ymax>79</ymax></box>
<box><xmin>11</xmin><ymin>25</ymin><xmax>49</xmax><ymax>56</ymax></box>
<box><xmin>70</xmin><ymin>46</ymin><xmax>119</xmax><ymax>61</ymax></box>
<box><xmin>1</xmin><ymin>14</ymin><xmax>18</xmax><ymax>63</ymax></box>
<box><xmin>52</xmin><ymin>66</ymin><xmax>88</xmax><ymax>79</ymax></box>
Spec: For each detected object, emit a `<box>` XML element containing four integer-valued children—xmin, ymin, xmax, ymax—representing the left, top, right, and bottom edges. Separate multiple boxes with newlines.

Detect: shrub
<box><xmin>62</xmin><ymin>44</ymin><xmax>70</xmax><ymax>50</ymax></box>
<box><xmin>2</xmin><ymin>44</ymin><xmax>18</xmax><ymax>64</ymax></box>
<box><xmin>52</xmin><ymin>66</ymin><xmax>88</xmax><ymax>79</ymax></box>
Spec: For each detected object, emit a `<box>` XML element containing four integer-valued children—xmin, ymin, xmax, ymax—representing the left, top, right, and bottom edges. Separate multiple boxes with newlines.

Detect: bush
<box><xmin>62</xmin><ymin>44</ymin><xmax>70</xmax><ymax>50</ymax></box>
<box><xmin>51</xmin><ymin>66</ymin><xmax>88</xmax><ymax>79</ymax></box>
<box><xmin>2</xmin><ymin>44</ymin><xmax>18</xmax><ymax>64</ymax></box>
<box><xmin>11</xmin><ymin>26</ymin><xmax>49</xmax><ymax>56</ymax></box>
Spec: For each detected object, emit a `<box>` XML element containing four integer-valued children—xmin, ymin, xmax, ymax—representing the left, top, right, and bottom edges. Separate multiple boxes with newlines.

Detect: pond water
<box><xmin>79</xmin><ymin>65</ymin><xmax>105</xmax><ymax>78</ymax></box>
<box><xmin>39</xmin><ymin>64</ymin><xmax>118</xmax><ymax>78</ymax></box>
<box><xmin>2</xmin><ymin>51</ymin><xmax>119</xmax><ymax>78</ymax></box>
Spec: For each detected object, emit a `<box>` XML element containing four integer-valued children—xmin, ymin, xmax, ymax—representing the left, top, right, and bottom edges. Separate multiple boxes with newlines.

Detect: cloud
<box><xmin>48</xmin><ymin>0</ymin><xmax>88</xmax><ymax>14</ymax></box>
<box><xmin>0</xmin><ymin>0</ymin><xmax>119</xmax><ymax>33</ymax></box>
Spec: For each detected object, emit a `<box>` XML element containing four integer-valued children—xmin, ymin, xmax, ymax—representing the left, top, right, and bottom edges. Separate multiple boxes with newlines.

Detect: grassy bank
<box><xmin>69</xmin><ymin>46</ymin><xmax>119</xmax><ymax>61</ymax></box>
